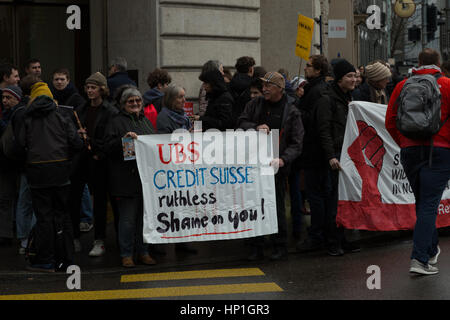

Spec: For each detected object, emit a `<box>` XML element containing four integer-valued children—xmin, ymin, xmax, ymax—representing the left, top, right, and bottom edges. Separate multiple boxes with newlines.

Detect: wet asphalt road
<box><xmin>1</xmin><ymin>224</ymin><xmax>450</xmax><ymax>302</ymax></box>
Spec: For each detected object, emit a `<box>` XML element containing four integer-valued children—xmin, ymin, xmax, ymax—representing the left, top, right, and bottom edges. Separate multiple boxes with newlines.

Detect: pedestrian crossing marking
<box><xmin>0</xmin><ymin>282</ymin><xmax>283</xmax><ymax>300</ymax></box>
<box><xmin>121</xmin><ymin>268</ymin><xmax>265</xmax><ymax>283</ymax></box>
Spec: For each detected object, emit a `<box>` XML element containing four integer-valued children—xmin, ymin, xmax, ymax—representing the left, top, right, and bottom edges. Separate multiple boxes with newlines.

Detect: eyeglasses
<box><xmin>126</xmin><ymin>98</ymin><xmax>142</xmax><ymax>104</ymax></box>
<box><xmin>2</xmin><ymin>95</ymin><xmax>14</xmax><ymax>100</ymax></box>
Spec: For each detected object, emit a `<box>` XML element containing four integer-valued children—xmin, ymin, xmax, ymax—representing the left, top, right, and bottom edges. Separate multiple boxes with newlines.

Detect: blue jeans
<box><xmin>401</xmin><ymin>146</ymin><xmax>450</xmax><ymax>264</ymax></box>
<box><xmin>116</xmin><ymin>196</ymin><xmax>148</xmax><ymax>258</ymax></box>
<box><xmin>80</xmin><ymin>184</ymin><xmax>93</xmax><ymax>223</ymax></box>
<box><xmin>16</xmin><ymin>174</ymin><xmax>36</xmax><ymax>240</ymax></box>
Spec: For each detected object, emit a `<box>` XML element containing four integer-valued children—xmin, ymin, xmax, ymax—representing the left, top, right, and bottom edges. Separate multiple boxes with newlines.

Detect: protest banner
<box><xmin>295</xmin><ymin>14</ymin><xmax>315</xmax><ymax>60</ymax></box>
<box><xmin>337</xmin><ymin>101</ymin><xmax>450</xmax><ymax>231</ymax></box>
<box><xmin>135</xmin><ymin>130</ymin><xmax>279</xmax><ymax>244</ymax></box>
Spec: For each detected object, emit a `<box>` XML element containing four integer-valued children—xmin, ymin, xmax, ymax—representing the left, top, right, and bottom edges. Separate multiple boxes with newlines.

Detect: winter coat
<box><xmin>229</xmin><ymin>73</ymin><xmax>252</xmax><ymax>126</ymax></box>
<box><xmin>352</xmin><ymin>81</ymin><xmax>389</xmax><ymax>104</ymax></box>
<box><xmin>17</xmin><ymin>96</ymin><xmax>83</xmax><ymax>188</ymax></box>
<box><xmin>104</xmin><ymin>110</ymin><xmax>154</xmax><ymax>197</ymax></box>
<box><xmin>49</xmin><ymin>82</ymin><xmax>86</xmax><ymax>109</ymax></box>
<box><xmin>107</xmin><ymin>72</ymin><xmax>137</xmax><ymax>99</ymax></box>
<box><xmin>386</xmin><ymin>65</ymin><xmax>450</xmax><ymax>149</ymax></box>
<box><xmin>143</xmin><ymin>88</ymin><xmax>164</xmax><ymax>113</ymax></box>
<box><xmin>0</xmin><ymin>101</ymin><xmax>26</xmax><ymax>171</ymax></box>
<box><xmin>237</xmin><ymin>94</ymin><xmax>304</xmax><ymax>176</ymax></box>
<box><xmin>199</xmin><ymin>69</ymin><xmax>234</xmax><ymax>131</ymax></box>
<box><xmin>297</xmin><ymin>76</ymin><xmax>329</xmax><ymax>168</ymax></box>
<box><xmin>315</xmin><ymin>82</ymin><xmax>352</xmax><ymax>162</ymax></box>
<box><xmin>75</xmin><ymin>99</ymin><xmax>119</xmax><ymax>161</ymax></box>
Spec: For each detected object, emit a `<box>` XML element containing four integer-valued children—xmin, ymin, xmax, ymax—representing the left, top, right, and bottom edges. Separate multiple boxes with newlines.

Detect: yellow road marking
<box><xmin>121</xmin><ymin>268</ymin><xmax>265</xmax><ymax>283</ymax></box>
<box><xmin>0</xmin><ymin>283</ymin><xmax>283</xmax><ymax>300</ymax></box>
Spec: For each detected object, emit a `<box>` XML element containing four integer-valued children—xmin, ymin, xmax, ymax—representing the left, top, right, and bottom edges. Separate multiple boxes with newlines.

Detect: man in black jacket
<box><xmin>238</xmin><ymin>71</ymin><xmax>304</xmax><ymax>261</ymax></box>
<box><xmin>295</xmin><ymin>55</ymin><xmax>331</xmax><ymax>253</ymax></box>
<box><xmin>299</xmin><ymin>59</ymin><xmax>359</xmax><ymax>256</ymax></box>
<box><xmin>17</xmin><ymin>92</ymin><xmax>83</xmax><ymax>272</ymax></box>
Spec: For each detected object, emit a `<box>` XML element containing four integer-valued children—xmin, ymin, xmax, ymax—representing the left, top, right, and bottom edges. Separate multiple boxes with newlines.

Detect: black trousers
<box><xmin>0</xmin><ymin>169</ymin><xmax>17</xmax><ymax>239</ymax></box>
<box><xmin>30</xmin><ymin>185</ymin><xmax>74</xmax><ymax>265</ymax></box>
<box><xmin>69</xmin><ymin>157</ymin><xmax>111</xmax><ymax>240</ymax></box>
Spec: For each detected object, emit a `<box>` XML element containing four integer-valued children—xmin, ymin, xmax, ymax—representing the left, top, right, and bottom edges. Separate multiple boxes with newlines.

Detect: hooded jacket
<box><xmin>385</xmin><ymin>65</ymin><xmax>450</xmax><ymax>149</ymax></box>
<box><xmin>17</xmin><ymin>95</ymin><xmax>83</xmax><ymax>188</ymax></box>
<box><xmin>143</xmin><ymin>88</ymin><xmax>164</xmax><ymax>113</ymax></box>
<box><xmin>199</xmin><ymin>69</ymin><xmax>234</xmax><ymax>131</ymax></box>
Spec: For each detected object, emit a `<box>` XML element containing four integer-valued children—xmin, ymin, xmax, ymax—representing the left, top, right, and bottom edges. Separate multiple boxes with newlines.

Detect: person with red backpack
<box><xmin>385</xmin><ymin>48</ymin><xmax>450</xmax><ymax>275</ymax></box>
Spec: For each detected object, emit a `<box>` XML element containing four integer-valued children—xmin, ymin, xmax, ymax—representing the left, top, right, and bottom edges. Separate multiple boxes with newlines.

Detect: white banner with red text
<box><xmin>135</xmin><ymin>130</ymin><xmax>279</xmax><ymax>243</ymax></box>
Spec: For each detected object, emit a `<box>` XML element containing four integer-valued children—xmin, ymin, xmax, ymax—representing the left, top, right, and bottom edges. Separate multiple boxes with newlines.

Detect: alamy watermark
<box><xmin>66</xmin><ymin>5</ymin><xmax>81</xmax><ymax>30</ymax></box>
<box><xmin>163</xmin><ymin>123</ymin><xmax>281</xmax><ymax>176</ymax></box>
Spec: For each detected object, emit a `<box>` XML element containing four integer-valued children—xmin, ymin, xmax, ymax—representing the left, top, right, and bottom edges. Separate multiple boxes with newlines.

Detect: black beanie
<box><xmin>333</xmin><ymin>59</ymin><xmax>356</xmax><ymax>82</ymax></box>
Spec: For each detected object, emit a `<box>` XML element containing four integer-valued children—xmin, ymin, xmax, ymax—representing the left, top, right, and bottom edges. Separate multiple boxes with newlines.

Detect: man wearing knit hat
<box><xmin>67</xmin><ymin>71</ymin><xmax>117</xmax><ymax>258</ymax></box>
<box><xmin>1</xmin><ymin>85</ymin><xmax>23</xmax><ymax>112</ymax></box>
<box><xmin>0</xmin><ymin>85</ymin><xmax>25</xmax><ymax>247</ymax></box>
<box><xmin>353</xmin><ymin>61</ymin><xmax>391</xmax><ymax>104</ymax></box>
<box><xmin>300</xmin><ymin>59</ymin><xmax>360</xmax><ymax>257</ymax></box>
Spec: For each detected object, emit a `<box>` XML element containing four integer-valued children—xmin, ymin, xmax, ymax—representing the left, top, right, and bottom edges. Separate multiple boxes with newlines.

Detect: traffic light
<box><xmin>427</xmin><ymin>4</ymin><xmax>438</xmax><ymax>41</ymax></box>
<box><xmin>408</xmin><ymin>26</ymin><xmax>421</xmax><ymax>42</ymax></box>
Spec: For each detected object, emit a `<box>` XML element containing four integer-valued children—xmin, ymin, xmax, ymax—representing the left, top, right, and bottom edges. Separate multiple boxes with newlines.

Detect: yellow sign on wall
<box><xmin>295</xmin><ymin>14</ymin><xmax>315</xmax><ymax>60</ymax></box>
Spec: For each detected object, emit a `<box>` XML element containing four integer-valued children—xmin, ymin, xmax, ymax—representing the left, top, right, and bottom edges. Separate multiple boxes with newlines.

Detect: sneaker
<box><xmin>429</xmin><ymin>246</ymin><xmax>441</xmax><ymax>265</ymax></box>
<box><xmin>19</xmin><ymin>239</ymin><xmax>28</xmax><ymax>255</ymax></box>
<box><xmin>409</xmin><ymin>259</ymin><xmax>439</xmax><ymax>275</ymax></box>
<box><xmin>80</xmin><ymin>222</ymin><xmax>93</xmax><ymax>232</ymax></box>
<box><xmin>327</xmin><ymin>245</ymin><xmax>344</xmax><ymax>257</ymax></box>
<box><xmin>27</xmin><ymin>263</ymin><xmax>56</xmax><ymax>273</ymax></box>
<box><xmin>74</xmin><ymin>239</ymin><xmax>82</xmax><ymax>253</ymax></box>
<box><xmin>89</xmin><ymin>240</ymin><xmax>105</xmax><ymax>257</ymax></box>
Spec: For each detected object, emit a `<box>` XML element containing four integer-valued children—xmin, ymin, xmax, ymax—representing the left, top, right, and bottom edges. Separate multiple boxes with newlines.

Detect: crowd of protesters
<box><xmin>0</xmin><ymin>49</ymin><xmax>446</xmax><ymax>275</ymax></box>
